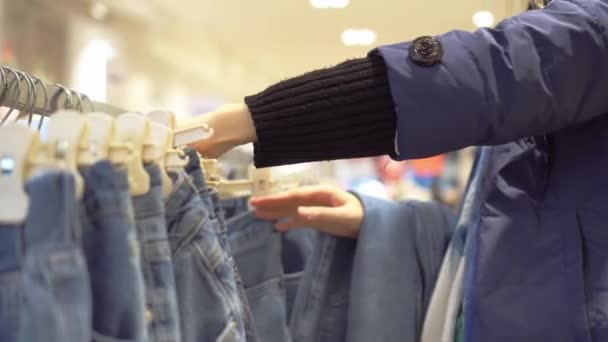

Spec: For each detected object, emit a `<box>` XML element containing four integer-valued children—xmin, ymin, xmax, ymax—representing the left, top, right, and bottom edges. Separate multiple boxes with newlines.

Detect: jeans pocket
<box><xmin>284</xmin><ymin>272</ymin><xmax>304</xmax><ymax>321</ymax></box>
<box><xmin>245</xmin><ymin>278</ymin><xmax>292</xmax><ymax>342</ymax></box>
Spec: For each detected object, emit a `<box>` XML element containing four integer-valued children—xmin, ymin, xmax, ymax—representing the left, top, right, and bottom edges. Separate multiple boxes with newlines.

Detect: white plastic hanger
<box><xmin>147</xmin><ymin>110</ymin><xmax>213</xmax><ymax>147</ymax></box>
<box><xmin>143</xmin><ymin>122</ymin><xmax>173</xmax><ymax>198</ymax></box>
<box><xmin>79</xmin><ymin>113</ymin><xmax>112</xmax><ymax>165</ymax></box>
<box><xmin>219</xmin><ymin>166</ymin><xmax>279</xmax><ymax>199</ymax></box>
<box><xmin>80</xmin><ymin>112</ymin><xmax>131</xmax><ymax>166</ymax></box>
<box><xmin>115</xmin><ymin>113</ymin><xmax>151</xmax><ymax>196</ymax></box>
<box><xmin>43</xmin><ymin>110</ymin><xmax>88</xmax><ymax>199</ymax></box>
<box><xmin>146</xmin><ymin>110</ymin><xmax>189</xmax><ymax>171</ymax></box>
<box><xmin>0</xmin><ymin>124</ymin><xmax>41</xmax><ymax>223</ymax></box>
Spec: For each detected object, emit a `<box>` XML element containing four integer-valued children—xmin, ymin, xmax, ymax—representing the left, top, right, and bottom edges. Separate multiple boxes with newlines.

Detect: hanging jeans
<box><xmin>289</xmin><ymin>194</ymin><xmax>455</xmax><ymax>342</ymax></box>
<box><xmin>133</xmin><ymin>164</ymin><xmax>181</xmax><ymax>342</ymax></box>
<box><xmin>12</xmin><ymin>171</ymin><xmax>91</xmax><ymax>342</ymax></box>
<box><xmin>227</xmin><ymin>212</ymin><xmax>293</xmax><ymax>342</ymax></box>
<box><xmin>165</xmin><ymin>170</ymin><xmax>243</xmax><ymax>342</ymax></box>
<box><xmin>184</xmin><ymin>148</ymin><xmax>255</xmax><ymax>341</ymax></box>
<box><xmin>220</xmin><ymin>197</ymin><xmax>250</xmax><ymax>221</ymax></box>
<box><xmin>79</xmin><ymin>161</ymin><xmax>147</xmax><ymax>341</ymax></box>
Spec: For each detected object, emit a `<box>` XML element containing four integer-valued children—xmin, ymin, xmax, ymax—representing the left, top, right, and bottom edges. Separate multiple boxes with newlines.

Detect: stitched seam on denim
<box><xmin>299</xmin><ymin>237</ymin><xmax>334</xmax><ymax>340</ymax></box>
<box><xmin>191</xmin><ymin>242</ymin><xmax>239</xmax><ymax>320</ymax></box>
<box><xmin>169</xmin><ymin>213</ymin><xmax>209</xmax><ymax>255</ymax></box>
<box><xmin>142</xmin><ymin>240</ymin><xmax>172</xmax><ymax>262</ymax></box>
<box><xmin>245</xmin><ymin>277</ymin><xmax>282</xmax><ymax>300</ymax></box>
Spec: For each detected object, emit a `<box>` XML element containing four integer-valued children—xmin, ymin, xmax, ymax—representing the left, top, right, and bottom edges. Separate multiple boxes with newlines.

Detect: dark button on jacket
<box><xmin>408</xmin><ymin>36</ymin><xmax>443</xmax><ymax>67</ymax></box>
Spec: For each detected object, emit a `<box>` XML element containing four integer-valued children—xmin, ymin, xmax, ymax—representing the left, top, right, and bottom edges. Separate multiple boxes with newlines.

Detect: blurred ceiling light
<box><xmin>75</xmin><ymin>39</ymin><xmax>115</xmax><ymax>102</ymax></box>
<box><xmin>310</xmin><ymin>0</ymin><xmax>350</xmax><ymax>9</ymax></box>
<box><xmin>90</xmin><ymin>1</ymin><xmax>109</xmax><ymax>21</ymax></box>
<box><xmin>472</xmin><ymin>10</ymin><xmax>494</xmax><ymax>28</ymax></box>
<box><xmin>341</xmin><ymin>29</ymin><xmax>376</xmax><ymax>46</ymax></box>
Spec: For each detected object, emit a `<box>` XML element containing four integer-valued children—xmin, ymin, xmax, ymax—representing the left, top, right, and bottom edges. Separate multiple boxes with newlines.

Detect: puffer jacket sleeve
<box><xmin>376</xmin><ymin>0</ymin><xmax>608</xmax><ymax>159</ymax></box>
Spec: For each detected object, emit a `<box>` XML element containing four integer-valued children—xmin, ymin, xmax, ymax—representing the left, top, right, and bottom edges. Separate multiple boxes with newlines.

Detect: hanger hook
<box><xmin>0</xmin><ymin>67</ymin><xmax>7</xmax><ymax>104</ymax></box>
<box><xmin>0</xmin><ymin>67</ymin><xmax>22</xmax><ymax>125</ymax></box>
<box><xmin>17</xmin><ymin>71</ymin><xmax>37</xmax><ymax>127</ymax></box>
<box><xmin>81</xmin><ymin>93</ymin><xmax>95</xmax><ymax>112</ymax></box>
<box><xmin>54</xmin><ymin>84</ymin><xmax>74</xmax><ymax>110</ymax></box>
<box><xmin>70</xmin><ymin>88</ymin><xmax>84</xmax><ymax>112</ymax></box>
<box><xmin>31</xmin><ymin>76</ymin><xmax>48</xmax><ymax>131</ymax></box>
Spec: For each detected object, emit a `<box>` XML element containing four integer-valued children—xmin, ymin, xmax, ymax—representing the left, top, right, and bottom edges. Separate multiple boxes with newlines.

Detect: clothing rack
<box><xmin>0</xmin><ymin>66</ymin><xmax>127</xmax><ymax>122</ymax></box>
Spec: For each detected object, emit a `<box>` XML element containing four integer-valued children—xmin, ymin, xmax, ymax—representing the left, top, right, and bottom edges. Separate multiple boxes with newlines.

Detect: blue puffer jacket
<box><xmin>375</xmin><ymin>0</ymin><xmax>608</xmax><ymax>341</ymax></box>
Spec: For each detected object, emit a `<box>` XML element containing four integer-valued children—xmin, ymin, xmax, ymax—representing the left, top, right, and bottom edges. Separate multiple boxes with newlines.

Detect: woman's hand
<box><xmin>249</xmin><ymin>185</ymin><xmax>364</xmax><ymax>239</ymax></box>
<box><xmin>179</xmin><ymin>103</ymin><xmax>257</xmax><ymax>158</ymax></box>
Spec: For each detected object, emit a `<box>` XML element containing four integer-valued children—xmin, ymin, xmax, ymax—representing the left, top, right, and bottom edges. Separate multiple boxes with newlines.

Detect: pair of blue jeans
<box><xmin>79</xmin><ymin>161</ymin><xmax>147</xmax><ymax>341</ymax></box>
<box><xmin>227</xmin><ymin>212</ymin><xmax>293</xmax><ymax>342</ymax></box>
<box><xmin>165</xmin><ymin>169</ymin><xmax>243</xmax><ymax>341</ymax></box>
<box><xmin>226</xmin><ymin>212</ymin><xmax>316</xmax><ymax>342</ymax></box>
<box><xmin>132</xmin><ymin>164</ymin><xmax>181</xmax><ymax>342</ymax></box>
<box><xmin>183</xmin><ymin>148</ymin><xmax>252</xmax><ymax>341</ymax></box>
<box><xmin>289</xmin><ymin>194</ymin><xmax>455</xmax><ymax>342</ymax></box>
<box><xmin>0</xmin><ymin>171</ymin><xmax>91</xmax><ymax>342</ymax></box>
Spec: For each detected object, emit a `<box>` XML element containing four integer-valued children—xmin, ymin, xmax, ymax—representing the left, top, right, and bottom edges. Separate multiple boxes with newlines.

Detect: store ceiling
<box><xmin>97</xmin><ymin>0</ymin><xmax>526</xmax><ymax>81</ymax></box>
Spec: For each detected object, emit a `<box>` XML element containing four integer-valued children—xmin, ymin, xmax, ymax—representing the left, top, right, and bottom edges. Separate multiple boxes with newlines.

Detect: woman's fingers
<box><xmin>274</xmin><ymin>206</ymin><xmax>360</xmax><ymax>239</ymax></box>
<box><xmin>250</xmin><ymin>186</ymin><xmax>338</xmax><ymax>209</ymax></box>
<box><xmin>251</xmin><ymin>185</ymin><xmax>364</xmax><ymax>239</ymax></box>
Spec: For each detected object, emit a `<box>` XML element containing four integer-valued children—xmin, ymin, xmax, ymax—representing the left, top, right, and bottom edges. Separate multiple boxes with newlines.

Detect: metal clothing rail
<box><xmin>0</xmin><ymin>66</ymin><xmax>127</xmax><ymax>121</ymax></box>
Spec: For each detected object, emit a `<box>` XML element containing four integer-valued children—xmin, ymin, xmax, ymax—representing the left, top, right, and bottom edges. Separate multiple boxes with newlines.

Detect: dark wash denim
<box><xmin>12</xmin><ymin>171</ymin><xmax>92</xmax><ymax>342</ymax></box>
<box><xmin>164</xmin><ymin>170</ymin><xmax>242</xmax><ymax>342</ymax></box>
<box><xmin>290</xmin><ymin>193</ymin><xmax>455</xmax><ymax>342</ymax></box>
<box><xmin>183</xmin><ymin>148</ymin><xmax>254</xmax><ymax>342</ymax></box>
<box><xmin>227</xmin><ymin>212</ymin><xmax>292</xmax><ymax>342</ymax></box>
<box><xmin>79</xmin><ymin>161</ymin><xmax>147</xmax><ymax>341</ymax></box>
<box><xmin>133</xmin><ymin>164</ymin><xmax>181</xmax><ymax>342</ymax></box>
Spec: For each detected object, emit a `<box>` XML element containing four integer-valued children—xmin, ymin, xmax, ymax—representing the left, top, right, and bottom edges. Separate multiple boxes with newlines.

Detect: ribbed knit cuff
<box><xmin>245</xmin><ymin>55</ymin><xmax>397</xmax><ymax>168</ymax></box>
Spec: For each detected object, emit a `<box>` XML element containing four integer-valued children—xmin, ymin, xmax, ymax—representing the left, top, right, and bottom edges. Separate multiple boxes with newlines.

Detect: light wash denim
<box><xmin>79</xmin><ymin>161</ymin><xmax>147</xmax><ymax>341</ymax></box>
<box><xmin>133</xmin><ymin>164</ymin><xmax>181</xmax><ymax>342</ymax></box>
<box><xmin>16</xmin><ymin>171</ymin><xmax>92</xmax><ymax>342</ymax></box>
<box><xmin>183</xmin><ymin>148</ymin><xmax>254</xmax><ymax>342</ymax></box>
<box><xmin>165</xmin><ymin>170</ymin><xmax>242</xmax><ymax>342</ymax></box>
<box><xmin>227</xmin><ymin>212</ymin><xmax>292</xmax><ymax>342</ymax></box>
<box><xmin>290</xmin><ymin>193</ymin><xmax>455</xmax><ymax>342</ymax></box>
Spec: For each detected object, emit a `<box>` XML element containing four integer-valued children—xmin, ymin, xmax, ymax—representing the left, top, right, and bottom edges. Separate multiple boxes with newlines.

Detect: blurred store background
<box><xmin>0</xmin><ymin>0</ymin><xmax>527</xmax><ymax>205</ymax></box>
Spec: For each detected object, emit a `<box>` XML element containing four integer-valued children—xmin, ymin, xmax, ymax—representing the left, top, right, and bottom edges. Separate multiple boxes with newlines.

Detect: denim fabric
<box><xmin>221</xmin><ymin>197</ymin><xmax>250</xmax><ymax>221</ymax></box>
<box><xmin>282</xmin><ymin>229</ymin><xmax>316</xmax><ymax>321</ymax></box>
<box><xmin>183</xmin><ymin>148</ymin><xmax>215</xmax><ymax>219</ymax></box>
<box><xmin>421</xmin><ymin>147</ymin><xmax>489</xmax><ymax>342</ymax></box>
<box><xmin>227</xmin><ymin>212</ymin><xmax>292</xmax><ymax>342</ymax></box>
<box><xmin>183</xmin><ymin>148</ymin><xmax>254</xmax><ymax>342</ymax></box>
<box><xmin>133</xmin><ymin>164</ymin><xmax>181</xmax><ymax>342</ymax></box>
<box><xmin>79</xmin><ymin>161</ymin><xmax>147</xmax><ymax>341</ymax></box>
<box><xmin>289</xmin><ymin>231</ymin><xmax>355</xmax><ymax>342</ymax></box>
<box><xmin>290</xmin><ymin>194</ymin><xmax>455</xmax><ymax>342</ymax></box>
<box><xmin>165</xmin><ymin>170</ymin><xmax>242</xmax><ymax>342</ymax></box>
<box><xmin>16</xmin><ymin>171</ymin><xmax>92</xmax><ymax>342</ymax></box>
<box><xmin>19</xmin><ymin>244</ymin><xmax>91</xmax><ymax>342</ymax></box>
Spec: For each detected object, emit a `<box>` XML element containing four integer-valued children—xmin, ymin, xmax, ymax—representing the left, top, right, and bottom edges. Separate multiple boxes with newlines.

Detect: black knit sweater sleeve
<box><xmin>244</xmin><ymin>54</ymin><xmax>397</xmax><ymax>168</ymax></box>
